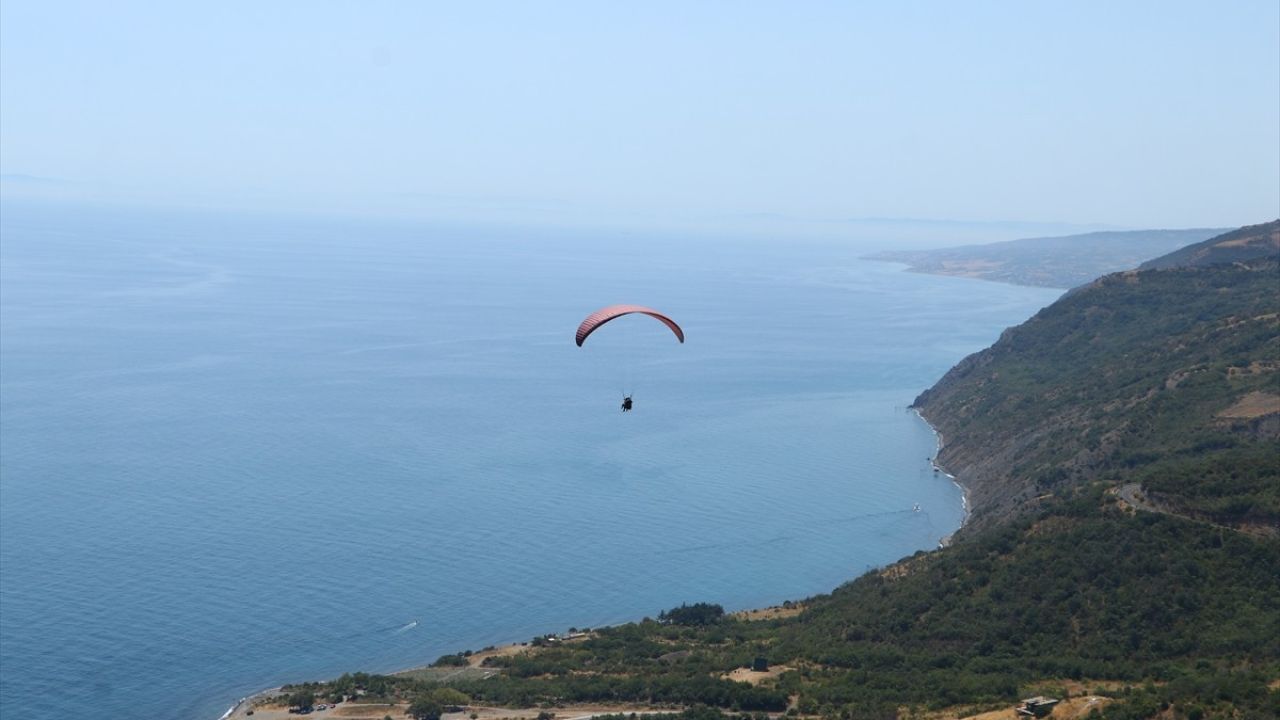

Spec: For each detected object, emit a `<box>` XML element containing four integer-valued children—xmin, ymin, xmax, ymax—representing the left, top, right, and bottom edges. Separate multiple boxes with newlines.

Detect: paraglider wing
<box><xmin>575</xmin><ymin>304</ymin><xmax>684</xmax><ymax>347</ymax></box>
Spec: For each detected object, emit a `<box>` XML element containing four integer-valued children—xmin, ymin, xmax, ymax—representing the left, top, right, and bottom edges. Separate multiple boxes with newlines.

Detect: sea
<box><xmin>0</xmin><ymin>201</ymin><xmax>1062</xmax><ymax>720</ymax></box>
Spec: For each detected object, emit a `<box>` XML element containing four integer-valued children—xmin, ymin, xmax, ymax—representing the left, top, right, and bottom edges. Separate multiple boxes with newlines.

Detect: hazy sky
<box><xmin>2</xmin><ymin>1</ymin><xmax>1277</xmax><ymax>230</ymax></box>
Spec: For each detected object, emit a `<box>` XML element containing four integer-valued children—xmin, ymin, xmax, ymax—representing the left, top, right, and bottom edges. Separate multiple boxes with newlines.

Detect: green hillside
<box><xmin>1139</xmin><ymin>220</ymin><xmax>1279</xmax><ymax>270</ymax></box>
<box><xmin>915</xmin><ymin>256</ymin><xmax>1279</xmax><ymax>534</ymax></box>
<box><xmin>287</xmin><ymin>228</ymin><xmax>1280</xmax><ymax>720</ymax></box>
<box><xmin>289</xmin><ymin>498</ymin><xmax>1279</xmax><ymax>718</ymax></box>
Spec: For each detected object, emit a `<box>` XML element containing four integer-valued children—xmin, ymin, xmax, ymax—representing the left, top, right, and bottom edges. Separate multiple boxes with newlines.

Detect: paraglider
<box><xmin>575</xmin><ymin>304</ymin><xmax>684</xmax><ymax>347</ymax></box>
<box><xmin>576</xmin><ymin>305</ymin><xmax>683</xmax><ymax>411</ymax></box>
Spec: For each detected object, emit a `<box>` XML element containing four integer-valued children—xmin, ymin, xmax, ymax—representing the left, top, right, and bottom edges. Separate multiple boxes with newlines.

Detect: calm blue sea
<box><xmin>0</xmin><ymin>202</ymin><xmax>1061</xmax><ymax>720</ymax></box>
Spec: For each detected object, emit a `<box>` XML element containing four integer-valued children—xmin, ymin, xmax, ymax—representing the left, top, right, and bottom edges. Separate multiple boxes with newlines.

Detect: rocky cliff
<box><xmin>914</xmin><ymin>224</ymin><xmax>1279</xmax><ymax>534</ymax></box>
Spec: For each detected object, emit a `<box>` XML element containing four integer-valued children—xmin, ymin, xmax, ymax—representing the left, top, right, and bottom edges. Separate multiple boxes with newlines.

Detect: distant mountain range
<box><xmin>865</xmin><ymin>227</ymin><xmax>1229</xmax><ymax>288</ymax></box>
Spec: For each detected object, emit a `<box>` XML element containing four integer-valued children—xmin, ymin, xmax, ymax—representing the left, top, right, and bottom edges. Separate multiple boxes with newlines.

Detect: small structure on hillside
<box><xmin>1017</xmin><ymin>696</ymin><xmax>1060</xmax><ymax>717</ymax></box>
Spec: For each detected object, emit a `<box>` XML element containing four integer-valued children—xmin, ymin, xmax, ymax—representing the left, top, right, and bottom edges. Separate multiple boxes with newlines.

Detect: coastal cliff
<box><xmin>259</xmin><ymin>223</ymin><xmax>1280</xmax><ymax>720</ymax></box>
<box><xmin>914</xmin><ymin>221</ymin><xmax>1280</xmax><ymax>534</ymax></box>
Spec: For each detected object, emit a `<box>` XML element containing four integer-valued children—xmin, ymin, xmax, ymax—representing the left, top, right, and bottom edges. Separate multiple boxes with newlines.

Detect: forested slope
<box><xmin>290</xmin><ymin>226</ymin><xmax>1280</xmax><ymax>720</ymax></box>
<box><xmin>1139</xmin><ymin>220</ymin><xmax>1279</xmax><ymax>270</ymax></box>
<box><xmin>914</xmin><ymin>254</ymin><xmax>1279</xmax><ymax>534</ymax></box>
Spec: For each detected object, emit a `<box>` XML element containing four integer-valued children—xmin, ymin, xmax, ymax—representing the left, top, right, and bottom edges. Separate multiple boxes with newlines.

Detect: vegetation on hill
<box><xmin>915</xmin><ymin>255</ymin><xmax>1279</xmax><ymax>533</ymax></box>
<box><xmin>285</xmin><ymin>498</ymin><xmax>1279</xmax><ymax>717</ymax></box>
<box><xmin>1139</xmin><ymin>220</ymin><xmax>1280</xmax><ymax>271</ymax></box>
<box><xmin>287</xmin><ymin>226</ymin><xmax>1279</xmax><ymax>719</ymax></box>
<box><xmin>864</xmin><ymin>228</ymin><xmax>1225</xmax><ymax>288</ymax></box>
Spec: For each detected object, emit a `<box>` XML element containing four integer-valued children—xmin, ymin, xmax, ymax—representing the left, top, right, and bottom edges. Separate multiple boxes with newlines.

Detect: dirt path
<box><xmin>1113</xmin><ymin>483</ymin><xmax>1278</xmax><ymax>538</ymax></box>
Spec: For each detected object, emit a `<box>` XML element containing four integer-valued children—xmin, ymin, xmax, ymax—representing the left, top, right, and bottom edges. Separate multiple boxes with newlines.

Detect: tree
<box><xmin>658</xmin><ymin>602</ymin><xmax>725</xmax><ymax>626</ymax></box>
<box><xmin>408</xmin><ymin>697</ymin><xmax>443</xmax><ymax>720</ymax></box>
<box><xmin>288</xmin><ymin>690</ymin><xmax>315</xmax><ymax>711</ymax></box>
<box><xmin>431</xmin><ymin>687</ymin><xmax>472</xmax><ymax>709</ymax></box>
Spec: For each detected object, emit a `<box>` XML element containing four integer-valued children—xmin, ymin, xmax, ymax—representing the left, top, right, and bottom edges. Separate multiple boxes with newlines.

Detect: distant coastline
<box><xmin>864</xmin><ymin>227</ymin><xmax>1227</xmax><ymax>289</ymax></box>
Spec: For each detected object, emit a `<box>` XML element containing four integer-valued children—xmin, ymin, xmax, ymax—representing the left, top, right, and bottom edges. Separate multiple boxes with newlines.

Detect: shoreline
<box><xmin>225</xmin><ymin>686</ymin><xmax>283</xmax><ymax>719</ymax></box>
<box><xmin>222</xmin><ymin>406</ymin><xmax>967</xmax><ymax>719</ymax></box>
<box><xmin>225</xmin><ymin>615</ymin><xmax>800</xmax><ymax>720</ymax></box>
<box><xmin>914</xmin><ymin>406</ymin><xmax>970</xmax><ymax>548</ymax></box>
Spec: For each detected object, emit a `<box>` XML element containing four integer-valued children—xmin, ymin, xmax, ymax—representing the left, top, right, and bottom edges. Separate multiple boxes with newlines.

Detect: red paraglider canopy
<box><xmin>575</xmin><ymin>304</ymin><xmax>684</xmax><ymax>347</ymax></box>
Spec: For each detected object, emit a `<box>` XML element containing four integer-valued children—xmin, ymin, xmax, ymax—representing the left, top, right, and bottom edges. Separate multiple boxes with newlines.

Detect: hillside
<box><xmin>864</xmin><ymin>228</ymin><xmax>1225</xmax><ymax>288</ymax></box>
<box><xmin>1139</xmin><ymin>219</ymin><xmax>1280</xmax><ymax>270</ymax></box>
<box><xmin>282</xmin><ymin>505</ymin><xmax>1279</xmax><ymax>719</ymax></box>
<box><xmin>914</xmin><ymin>255</ymin><xmax>1279</xmax><ymax>534</ymax></box>
<box><xmin>280</xmin><ymin>227</ymin><xmax>1280</xmax><ymax>720</ymax></box>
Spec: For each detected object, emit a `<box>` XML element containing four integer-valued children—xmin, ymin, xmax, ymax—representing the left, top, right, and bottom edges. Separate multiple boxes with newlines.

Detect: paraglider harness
<box><xmin>621</xmin><ymin>395</ymin><xmax>633</xmax><ymax>412</ymax></box>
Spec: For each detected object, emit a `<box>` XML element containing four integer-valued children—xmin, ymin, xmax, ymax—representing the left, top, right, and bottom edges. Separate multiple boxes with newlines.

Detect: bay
<box><xmin>0</xmin><ymin>203</ymin><xmax>1061</xmax><ymax>719</ymax></box>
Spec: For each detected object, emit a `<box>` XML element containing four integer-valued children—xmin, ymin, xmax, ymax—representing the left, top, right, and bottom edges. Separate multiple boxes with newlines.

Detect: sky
<box><xmin>1</xmin><ymin>0</ymin><xmax>1277</xmax><ymax>232</ymax></box>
